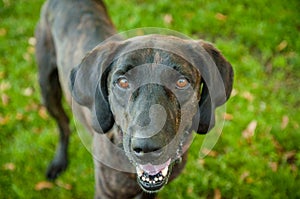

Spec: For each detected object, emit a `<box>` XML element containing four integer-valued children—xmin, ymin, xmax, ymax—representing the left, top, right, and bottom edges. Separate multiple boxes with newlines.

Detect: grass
<box><xmin>1</xmin><ymin>0</ymin><xmax>300</xmax><ymax>198</ymax></box>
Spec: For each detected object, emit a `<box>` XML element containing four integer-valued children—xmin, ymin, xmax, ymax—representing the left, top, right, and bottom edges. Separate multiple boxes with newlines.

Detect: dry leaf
<box><xmin>242</xmin><ymin>120</ymin><xmax>257</xmax><ymax>140</ymax></box>
<box><xmin>16</xmin><ymin>113</ymin><xmax>24</xmax><ymax>121</ymax></box>
<box><xmin>284</xmin><ymin>150</ymin><xmax>297</xmax><ymax>164</ymax></box>
<box><xmin>27</xmin><ymin>46</ymin><xmax>35</xmax><ymax>54</ymax></box>
<box><xmin>0</xmin><ymin>81</ymin><xmax>11</xmax><ymax>91</ymax></box>
<box><xmin>0</xmin><ymin>28</ymin><xmax>7</xmax><ymax>37</ymax></box>
<box><xmin>164</xmin><ymin>14</ymin><xmax>173</xmax><ymax>24</ymax></box>
<box><xmin>0</xmin><ymin>71</ymin><xmax>4</xmax><ymax>79</ymax></box>
<box><xmin>240</xmin><ymin>171</ymin><xmax>250</xmax><ymax>181</ymax></box>
<box><xmin>214</xmin><ymin>189</ymin><xmax>222</xmax><ymax>199</ymax></box>
<box><xmin>268</xmin><ymin>162</ymin><xmax>278</xmax><ymax>172</ymax></box>
<box><xmin>281</xmin><ymin>115</ymin><xmax>289</xmax><ymax>130</ymax></box>
<box><xmin>23</xmin><ymin>87</ymin><xmax>34</xmax><ymax>96</ymax></box>
<box><xmin>198</xmin><ymin>159</ymin><xmax>205</xmax><ymax>166</ymax></box>
<box><xmin>277</xmin><ymin>40</ymin><xmax>288</xmax><ymax>51</ymax></box>
<box><xmin>187</xmin><ymin>186</ymin><xmax>193</xmax><ymax>194</ymax></box>
<box><xmin>230</xmin><ymin>88</ymin><xmax>238</xmax><ymax>97</ymax></box>
<box><xmin>0</xmin><ymin>115</ymin><xmax>9</xmax><ymax>125</ymax></box>
<box><xmin>38</xmin><ymin>106</ymin><xmax>49</xmax><ymax>120</ymax></box>
<box><xmin>201</xmin><ymin>148</ymin><xmax>218</xmax><ymax>157</ymax></box>
<box><xmin>1</xmin><ymin>94</ymin><xmax>10</xmax><ymax>106</ymax></box>
<box><xmin>56</xmin><ymin>180</ymin><xmax>72</xmax><ymax>190</ymax></box>
<box><xmin>23</xmin><ymin>52</ymin><xmax>32</xmax><ymax>62</ymax></box>
<box><xmin>242</xmin><ymin>91</ymin><xmax>254</xmax><ymax>102</ymax></box>
<box><xmin>215</xmin><ymin>13</ymin><xmax>227</xmax><ymax>21</ymax></box>
<box><xmin>28</xmin><ymin>37</ymin><xmax>36</xmax><ymax>46</ymax></box>
<box><xmin>223</xmin><ymin>113</ymin><xmax>233</xmax><ymax>121</ymax></box>
<box><xmin>35</xmin><ymin>181</ymin><xmax>54</xmax><ymax>191</ymax></box>
<box><xmin>3</xmin><ymin>163</ymin><xmax>16</xmax><ymax>171</ymax></box>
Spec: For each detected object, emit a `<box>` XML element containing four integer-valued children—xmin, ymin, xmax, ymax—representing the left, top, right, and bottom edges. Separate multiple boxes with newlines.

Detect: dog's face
<box><xmin>107</xmin><ymin>49</ymin><xmax>201</xmax><ymax>192</ymax></box>
<box><xmin>70</xmin><ymin>35</ymin><xmax>233</xmax><ymax>192</ymax></box>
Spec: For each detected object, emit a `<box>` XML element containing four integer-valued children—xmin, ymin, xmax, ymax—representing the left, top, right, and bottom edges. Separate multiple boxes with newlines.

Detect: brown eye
<box><xmin>176</xmin><ymin>78</ymin><xmax>189</xmax><ymax>89</ymax></box>
<box><xmin>117</xmin><ymin>77</ymin><xmax>129</xmax><ymax>89</ymax></box>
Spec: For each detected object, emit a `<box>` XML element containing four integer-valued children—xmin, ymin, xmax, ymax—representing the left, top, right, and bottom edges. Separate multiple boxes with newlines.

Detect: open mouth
<box><xmin>136</xmin><ymin>159</ymin><xmax>172</xmax><ymax>193</ymax></box>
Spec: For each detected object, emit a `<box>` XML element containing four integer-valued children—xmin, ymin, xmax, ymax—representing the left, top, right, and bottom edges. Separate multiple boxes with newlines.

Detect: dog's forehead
<box><xmin>115</xmin><ymin>48</ymin><xmax>194</xmax><ymax>74</ymax></box>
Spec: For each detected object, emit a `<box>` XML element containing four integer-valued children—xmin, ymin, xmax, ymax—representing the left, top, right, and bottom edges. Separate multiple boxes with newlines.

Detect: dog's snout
<box><xmin>131</xmin><ymin>138</ymin><xmax>163</xmax><ymax>157</ymax></box>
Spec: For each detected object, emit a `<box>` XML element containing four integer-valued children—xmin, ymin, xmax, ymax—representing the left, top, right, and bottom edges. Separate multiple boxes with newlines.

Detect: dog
<box><xmin>35</xmin><ymin>0</ymin><xmax>233</xmax><ymax>198</ymax></box>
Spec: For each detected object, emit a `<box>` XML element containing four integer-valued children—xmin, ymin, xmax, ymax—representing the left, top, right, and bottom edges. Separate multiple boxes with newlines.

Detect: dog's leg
<box><xmin>35</xmin><ymin>21</ymin><xmax>71</xmax><ymax>180</ymax></box>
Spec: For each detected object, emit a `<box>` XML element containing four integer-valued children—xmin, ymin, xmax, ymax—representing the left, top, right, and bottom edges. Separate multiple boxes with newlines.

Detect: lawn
<box><xmin>1</xmin><ymin>0</ymin><xmax>300</xmax><ymax>198</ymax></box>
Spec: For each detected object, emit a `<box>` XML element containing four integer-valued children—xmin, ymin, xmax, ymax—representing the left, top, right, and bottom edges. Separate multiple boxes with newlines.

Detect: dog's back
<box><xmin>36</xmin><ymin>0</ymin><xmax>116</xmax><ymax>97</ymax></box>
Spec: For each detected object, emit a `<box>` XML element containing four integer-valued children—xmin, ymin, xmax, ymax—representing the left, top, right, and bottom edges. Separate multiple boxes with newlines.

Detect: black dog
<box><xmin>35</xmin><ymin>0</ymin><xmax>233</xmax><ymax>198</ymax></box>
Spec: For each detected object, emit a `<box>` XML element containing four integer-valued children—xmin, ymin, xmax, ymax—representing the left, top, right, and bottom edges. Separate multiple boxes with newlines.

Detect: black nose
<box><xmin>131</xmin><ymin>138</ymin><xmax>163</xmax><ymax>157</ymax></box>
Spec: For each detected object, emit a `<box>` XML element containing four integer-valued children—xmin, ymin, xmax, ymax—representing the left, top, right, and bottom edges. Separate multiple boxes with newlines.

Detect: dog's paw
<box><xmin>46</xmin><ymin>157</ymin><xmax>68</xmax><ymax>180</ymax></box>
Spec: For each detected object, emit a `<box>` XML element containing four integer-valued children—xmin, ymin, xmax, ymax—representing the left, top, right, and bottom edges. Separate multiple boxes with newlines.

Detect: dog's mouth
<box><xmin>136</xmin><ymin>159</ymin><xmax>172</xmax><ymax>193</ymax></box>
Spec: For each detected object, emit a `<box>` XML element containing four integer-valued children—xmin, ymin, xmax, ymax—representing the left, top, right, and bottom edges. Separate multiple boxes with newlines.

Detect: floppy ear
<box><xmin>197</xmin><ymin>41</ymin><xmax>234</xmax><ymax>134</ymax></box>
<box><xmin>69</xmin><ymin>41</ymin><xmax>122</xmax><ymax>133</ymax></box>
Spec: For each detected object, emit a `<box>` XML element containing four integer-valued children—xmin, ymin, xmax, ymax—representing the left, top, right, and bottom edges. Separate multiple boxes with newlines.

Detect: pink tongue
<box><xmin>139</xmin><ymin>159</ymin><xmax>171</xmax><ymax>175</ymax></box>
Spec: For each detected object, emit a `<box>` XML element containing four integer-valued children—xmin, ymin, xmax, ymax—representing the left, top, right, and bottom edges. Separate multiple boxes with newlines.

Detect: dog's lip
<box><xmin>136</xmin><ymin>159</ymin><xmax>172</xmax><ymax>192</ymax></box>
<box><xmin>138</xmin><ymin>159</ymin><xmax>171</xmax><ymax>175</ymax></box>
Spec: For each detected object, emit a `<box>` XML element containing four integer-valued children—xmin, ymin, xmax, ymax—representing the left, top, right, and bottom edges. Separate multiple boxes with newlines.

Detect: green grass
<box><xmin>1</xmin><ymin>0</ymin><xmax>300</xmax><ymax>198</ymax></box>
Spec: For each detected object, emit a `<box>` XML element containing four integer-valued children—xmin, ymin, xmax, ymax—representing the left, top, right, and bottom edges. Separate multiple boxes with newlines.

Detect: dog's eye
<box><xmin>176</xmin><ymin>77</ymin><xmax>189</xmax><ymax>89</ymax></box>
<box><xmin>117</xmin><ymin>77</ymin><xmax>129</xmax><ymax>89</ymax></box>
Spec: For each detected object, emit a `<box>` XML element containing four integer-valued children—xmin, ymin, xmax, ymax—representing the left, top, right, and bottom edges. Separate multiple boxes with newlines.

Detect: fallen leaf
<box><xmin>28</xmin><ymin>37</ymin><xmax>36</xmax><ymax>46</ymax></box>
<box><xmin>0</xmin><ymin>81</ymin><xmax>11</xmax><ymax>91</ymax></box>
<box><xmin>281</xmin><ymin>115</ymin><xmax>289</xmax><ymax>130</ymax></box>
<box><xmin>0</xmin><ymin>71</ymin><xmax>4</xmax><ymax>79</ymax></box>
<box><xmin>164</xmin><ymin>14</ymin><xmax>173</xmax><ymax>24</ymax></box>
<box><xmin>187</xmin><ymin>186</ymin><xmax>193</xmax><ymax>194</ymax></box>
<box><xmin>27</xmin><ymin>46</ymin><xmax>35</xmax><ymax>54</ymax></box>
<box><xmin>23</xmin><ymin>87</ymin><xmax>34</xmax><ymax>96</ymax></box>
<box><xmin>242</xmin><ymin>91</ymin><xmax>254</xmax><ymax>102</ymax></box>
<box><xmin>16</xmin><ymin>113</ymin><xmax>24</xmax><ymax>121</ymax></box>
<box><xmin>1</xmin><ymin>94</ymin><xmax>10</xmax><ymax>106</ymax></box>
<box><xmin>198</xmin><ymin>158</ymin><xmax>205</xmax><ymax>166</ymax></box>
<box><xmin>240</xmin><ymin>171</ymin><xmax>250</xmax><ymax>181</ymax></box>
<box><xmin>0</xmin><ymin>115</ymin><xmax>10</xmax><ymax>125</ymax></box>
<box><xmin>38</xmin><ymin>106</ymin><xmax>49</xmax><ymax>120</ymax></box>
<box><xmin>0</xmin><ymin>28</ymin><xmax>7</xmax><ymax>36</ymax></box>
<box><xmin>242</xmin><ymin>120</ymin><xmax>257</xmax><ymax>140</ymax></box>
<box><xmin>56</xmin><ymin>180</ymin><xmax>72</xmax><ymax>190</ymax></box>
<box><xmin>23</xmin><ymin>52</ymin><xmax>32</xmax><ymax>62</ymax></box>
<box><xmin>223</xmin><ymin>113</ymin><xmax>233</xmax><ymax>121</ymax></box>
<box><xmin>35</xmin><ymin>181</ymin><xmax>53</xmax><ymax>191</ymax></box>
<box><xmin>268</xmin><ymin>162</ymin><xmax>278</xmax><ymax>172</ymax></box>
<box><xmin>215</xmin><ymin>13</ymin><xmax>227</xmax><ymax>21</ymax></box>
<box><xmin>284</xmin><ymin>150</ymin><xmax>297</xmax><ymax>164</ymax></box>
<box><xmin>25</xmin><ymin>103</ymin><xmax>39</xmax><ymax>112</ymax></box>
<box><xmin>214</xmin><ymin>188</ymin><xmax>221</xmax><ymax>199</ymax></box>
<box><xmin>230</xmin><ymin>88</ymin><xmax>238</xmax><ymax>97</ymax></box>
<box><xmin>3</xmin><ymin>163</ymin><xmax>16</xmax><ymax>171</ymax></box>
<box><xmin>277</xmin><ymin>40</ymin><xmax>288</xmax><ymax>52</ymax></box>
<box><xmin>201</xmin><ymin>148</ymin><xmax>218</xmax><ymax>157</ymax></box>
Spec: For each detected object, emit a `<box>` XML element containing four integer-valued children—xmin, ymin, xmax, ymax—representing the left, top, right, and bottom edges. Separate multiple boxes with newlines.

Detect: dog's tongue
<box><xmin>139</xmin><ymin>159</ymin><xmax>171</xmax><ymax>175</ymax></box>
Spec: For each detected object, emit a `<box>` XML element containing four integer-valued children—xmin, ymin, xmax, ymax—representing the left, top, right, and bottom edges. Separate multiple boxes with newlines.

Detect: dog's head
<box><xmin>70</xmin><ymin>35</ymin><xmax>233</xmax><ymax>192</ymax></box>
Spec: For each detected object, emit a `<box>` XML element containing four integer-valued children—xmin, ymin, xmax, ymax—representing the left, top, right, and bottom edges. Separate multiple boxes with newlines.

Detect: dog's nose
<box><xmin>131</xmin><ymin>138</ymin><xmax>163</xmax><ymax>157</ymax></box>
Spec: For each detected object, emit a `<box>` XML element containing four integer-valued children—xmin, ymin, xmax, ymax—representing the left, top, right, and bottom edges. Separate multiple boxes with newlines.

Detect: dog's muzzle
<box><xmin>136</xmin><ymin>158</ymin><xmax>172</xmax><ymax>192</ymax></box>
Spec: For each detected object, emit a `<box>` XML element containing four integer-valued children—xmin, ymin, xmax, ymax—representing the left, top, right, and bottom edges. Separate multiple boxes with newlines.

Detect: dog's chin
<box><xmin>135</xmin><ymin>159</ymin><xmax>173</xmax><ymax>193</ymax></box>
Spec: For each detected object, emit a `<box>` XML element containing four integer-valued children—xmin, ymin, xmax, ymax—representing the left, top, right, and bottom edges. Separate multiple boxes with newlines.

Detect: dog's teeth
<box><xmin>154</xmin><ymin>177</ymin><xmax>158</xmax><ymax>181</ymax></box>
<box><xmin>142</xmin><ymin>176</ymin><xmax>146</xmax><ymax>181</ymax></box>
<box><xmin>159</xmin><ymin>176</ymin><xmax>163</xmax><ymax>181</ymax></box>
<box><xmin>146</xmin><ymin>178</ymin><xmax>149</xmax><ymax>182</ymax></box>
<box><xmin>161</xmin><ymin>167</ymin><xmax>168</xmax><ymax>177</ymax></box>
<box><xmin>136</xmin><ymin>167</ymin><xmax>143</xmax><ymax>177</ymax></box>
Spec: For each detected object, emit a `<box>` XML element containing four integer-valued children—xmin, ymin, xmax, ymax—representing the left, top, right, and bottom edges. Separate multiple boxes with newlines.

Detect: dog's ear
<box><xmin>69</xmin><ymin>41</ymin><xmax>122</xmax><ymax>133</ymax></box>
<box><xmin>196</xmin><ymin>41</ymin><xmax>234</xmax><ymax>134</ymax></box>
